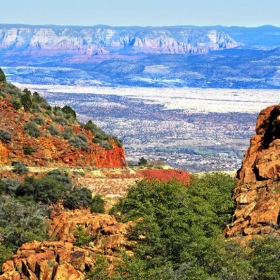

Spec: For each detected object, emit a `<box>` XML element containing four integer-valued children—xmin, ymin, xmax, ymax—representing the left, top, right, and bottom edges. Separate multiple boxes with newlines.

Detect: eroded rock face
<box><xmin>0</xmin><ymin>210</ymin><xmax>135</xmax><ymax>280</ymax></box>
<box><xmin>227</xmin><ymin>104</ymin><xmax>280</xmax><ymax>237</ymax></box>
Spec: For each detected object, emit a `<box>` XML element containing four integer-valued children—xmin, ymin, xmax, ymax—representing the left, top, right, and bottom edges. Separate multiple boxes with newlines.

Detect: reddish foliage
<box><xmin>138</xmin><ymin>169</ymin><xmax>190</xmax><ymax>185</ymax></box>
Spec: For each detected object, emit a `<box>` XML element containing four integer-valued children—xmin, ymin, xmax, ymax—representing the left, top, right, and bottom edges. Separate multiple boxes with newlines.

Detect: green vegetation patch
<box><xmin>23</xmin><ymin>146</ymin><xmax>37</xmax><ymax>155</ymax></box>
<box><xmin>0</xmin><ymin>129</ymin><xmax>12</xmax><ymax>143</ymax></box>
<box><xmin>24</xmin><ymin>122</ymin><xmax>42</xmax><ymax>138</ymax></box>
<box><xmin>69</xmin><ymin>134</ymin><xmax>90</xmax><ymax>152</ymax></box>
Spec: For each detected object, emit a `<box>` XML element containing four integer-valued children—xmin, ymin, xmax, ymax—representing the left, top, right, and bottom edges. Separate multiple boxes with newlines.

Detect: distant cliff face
<box><xmin>227</xmin><ymin>104</ymin><xmax>280</xmax><ymax>237</ymax></box>
<box><xmin>0</xmin><ymin>25</ymin><xmax>238</xmax><ymax>56</ymax></box>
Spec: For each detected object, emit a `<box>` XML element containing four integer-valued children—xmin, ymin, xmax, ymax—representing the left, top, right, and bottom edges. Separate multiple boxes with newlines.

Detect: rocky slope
<box><xmin>227</xmin><ymin>104</ymin><xmax>280</xmax><ymax>237</ymax></box>
<box><xmin>0</xmin><ymin>25</ymin><xmax>238</xmax><ymax>57</ymax></box>
<box><xmin>0</xmin><ymin>84</ymin><xmax>126</xmax><ymax>168</ymax></box>
<box><xmin>0</xmin><ymin>209</ymin><xmax>135</xmax><ymax>280</ymax></box>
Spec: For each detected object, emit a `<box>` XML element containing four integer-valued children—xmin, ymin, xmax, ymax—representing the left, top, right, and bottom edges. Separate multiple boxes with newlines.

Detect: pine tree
<box><xmin>0</xmin><ymin>68</ymin><xmax>6</xmax><ymax>83</ymax></box>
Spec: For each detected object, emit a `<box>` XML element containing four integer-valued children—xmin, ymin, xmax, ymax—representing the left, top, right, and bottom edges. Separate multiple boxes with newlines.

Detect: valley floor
<box><xmin>12</xmin><ymin>82</ymin><xmax>280</xmax><ymax>172</ymax></box>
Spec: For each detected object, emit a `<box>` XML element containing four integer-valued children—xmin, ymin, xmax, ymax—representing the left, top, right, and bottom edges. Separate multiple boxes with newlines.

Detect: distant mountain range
<box><xmin>1</xmin><ymin>24</ymin><xmax>280</xmax><ymax>88</ymax></box>
<box><xmin>0</xmin><ymin>24</ymin><xmax>238</xmax><ymax>55</ymax></box>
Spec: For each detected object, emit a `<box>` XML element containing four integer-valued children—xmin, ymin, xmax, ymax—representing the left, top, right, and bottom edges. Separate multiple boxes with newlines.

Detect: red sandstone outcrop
<box><xmin>0</xmin><ymin>210</ymin><xmax>135</xmax><ymax>280</ymax></box>
<box><xmin>227</xmin><ymin>104</ymin><xmax>280</xmax><ymax>237</ymax></box>
<box><xmin>0</xmin><ymin>98</ymin><xmax>126</xmax><ymax>168</ymax></box>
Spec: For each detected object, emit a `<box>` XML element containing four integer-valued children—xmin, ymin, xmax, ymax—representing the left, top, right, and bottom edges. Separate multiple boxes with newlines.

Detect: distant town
<box><xmin>12</xmin><ymin>83</ymin><xmax>279</xmax><ymax>172</ymax></box>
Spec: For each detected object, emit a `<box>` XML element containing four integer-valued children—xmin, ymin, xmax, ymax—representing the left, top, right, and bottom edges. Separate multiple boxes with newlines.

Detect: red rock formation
<box><xmin>0</xmin><ymin>98</ymin><xmax>126</xmax><ymax>168</ymax></box>
<box><xmin>227</xmin><ymin>104</ymin><xmax>280</xmax><ymax>237</ymax></box>
<box><xmin>0</xmin><ymin>210</ymin><xmax>135</xmax><ymax>280</ymax></box>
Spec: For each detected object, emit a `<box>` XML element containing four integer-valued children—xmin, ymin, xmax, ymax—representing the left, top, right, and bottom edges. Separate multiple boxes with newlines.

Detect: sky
<box><xmin>1</xmin><ymin>0</ymin><xmax>280</xmax><ymax>27</ymax></box>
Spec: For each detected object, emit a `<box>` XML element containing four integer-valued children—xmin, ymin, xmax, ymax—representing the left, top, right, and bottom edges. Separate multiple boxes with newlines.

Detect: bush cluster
<box><xmin>0</xmin><ymin>129</ymin><xmax>12</xmax><ymax>143</ymax></box>
<box><xmin>13</xmin><ymin>170</ymin><xmax>105</xmax><ymax>212</ymax></box>
<box><xmin>12</xmin><ymin>162</ymin><xmax>28</xmax><ymax>175</ymax></box>
<box><xmin>0</xmin><ymin>196</ymin><xmax>47</xmax><ymax>267</ymax></box>
<box><xmin>31</xmin><ymin>117</ymin><xmax>45</xmax><ymax>126</ymax></box>
<box><xmin>46</xmin><ymin>125</ymin><xmax>60</xmax><ymax>136</ymax></box>
<box><xmin>23</xmin><ymin>146</ymin><xmax>36</xmax><ymax>155</ymax></box>
<box><xmin>24</xmin><ymin>122</ymin><xmax>42</xmax><ymax>138</ymax></box>
<box><xmin>69</xmin><ymin>134</ymin><xmax>90</xmax><ymax>152</ymax></box>
<box><xmin>32</xmin><ymin>92</ymin><xmax>50</xmax><ymax>110</ymax></box>
<box><xmin>1</xmin><ymin>83</ymin><xmax>21</xmax><ymax>97</ymax></box>
<box><xmin>52</xmin><ymin>116</ymin><xmax>68</xmax><ymax>126</ymax></box>
<box><xmin>62</xmin><ymin>105</ymin><xmax>76</xmax><ymax>120</ymax></box>
<box><xmin>62</xmin><ymin>127</ymin><xmax>73</xmax><ymax>140</ymax></box>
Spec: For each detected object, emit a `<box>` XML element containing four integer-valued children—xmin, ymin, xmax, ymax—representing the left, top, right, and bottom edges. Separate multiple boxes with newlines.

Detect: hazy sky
<box><xmin>2</xmin><ymin>0</ymin><xmax>280</xmax><ymax>27</ymax></box>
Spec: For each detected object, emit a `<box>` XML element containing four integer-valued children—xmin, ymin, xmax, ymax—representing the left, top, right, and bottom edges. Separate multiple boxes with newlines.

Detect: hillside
<box><xmin>0</xmin><ymin>73</ymin><xmax>126</xmax><ymax>168</ymax></box>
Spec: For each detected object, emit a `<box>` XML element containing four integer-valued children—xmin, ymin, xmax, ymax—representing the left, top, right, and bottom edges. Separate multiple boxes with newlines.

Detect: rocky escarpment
<box><xmin>227</xmin><ymin>104</ymin><xmax>280</xmax><ymax>237</ymax></box>
<box><xmin>0</xmin><ymin>210</ymin><xmax>135</xmax><ymax>280</ymax></box>
<box><xmin>0</xmin><ymin>25</ymin><xmax>238</xmax><ymax>57</ymax></box>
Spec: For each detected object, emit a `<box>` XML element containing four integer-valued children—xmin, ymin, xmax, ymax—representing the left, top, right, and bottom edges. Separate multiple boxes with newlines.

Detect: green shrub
<box><xmin>76</xmin><ymin>133</ymin><xmax>87</xmax><ymax>142</ymax></box>
<box><xmin>46</xmin><ymin>125</ymin><xmax>60</xmax><ymax>136</ymax></box>
<box><xmin>0</xmin><ymin>196</ymin><xmax>47</xmax><ymax>251</ymax></box>
<box><xmin>53</xmin><ymin>106</ymin><xmax>63</xmax><ymax>117</ymax></box>
<box><xmin>23</xmin><ymin>146</ymin><xmax>37</xmax><ymax>155</ymax></box>
<box><xmin>138</xmin><ymin>157</ymin><xmax>147</xmax><ymax>166</ymax></box>
<box><xmin>24</xmin><ymin>122</ymin><xmax>42</xmax><ymax>138</ymax></box>
<box><xmin>90</xmin><ymin>194</ymin><xmax>105</xmax><ymax>213</ymax></box>
<box><xmin>32</xmin><ymin>92</ymin><xmax>50</xmax><ymax>109</ymax></box>
<box><xmin>63</xmin><ymin>187</ymin><xmax>92</xmax><ymax>210</ymax></box>
<box><xmin>0</xmin><ymin>129</ymin><xmax>12</xmax><ymax>143</ymax></box>
<box><xmin>69</xmin><ymin>135</ymin><xmax>90</xmax><ymax>152</ymax></box>
<box><xmin>62</xmin><ymin>105</ymin><xmax>76</xmax><ymax>120</ymax></box>
<box><xmin>84</xmin><ymin>120</ymin><xmax>98</xmax><ymax>131</ymax></box>
<box><xmin>0</xmin><ymin>178</ymin><xmax>20</xmax><ymax>196</ymax></box>
<box><xmin>92</xmin><ymin>138</ymin><xmax>113</xmax><ymax>150</ymax></box>
<box><xmin>62</xmin><ymin>127</ymin><xmax>73</xmax><ymax>139</ymax></box>
<box><xmin>12</xmin><ymin>162</ymin><xmax>28</xmax><ymax>175</ymax></box>
<box><xmin>46</xmin><ymin>169</ymin><xmax>72</xmax><ymax>184</ymax></box>
<box><xmin>53</xmin><ymin>116</ymin><xmax>68</xmax><ymax>126</ymax></box>
<box><xmin>1</xmin><ymin>83</ymin><xmax>21</xmax><ymax>96</ymax></box>
<box><xmin>73</xmin><ymin>225</ymin><xmax>92</xmax><ymax>246</ymax></box>
<box><xmin>92</xmin><ymin>137</ymin><xmax>102</xmax><ymax>144</ymax></box>
<box><xmin>30</xmin><ymin>103</ymin><xmax>41</xmax><ymax>113</ymax></box>
<box><xmin>16</xmin><ymin>171</ymin><xmax>71</xmax><ymax>204</ymax></box>
<box><xmin>100</xmin><ymin>141</ymin><xmax>113</xmax><ymax>150</ymax></box>
<box><xmin>95</xmin><ymin>131</ymin><xmax>109</xmax><ymax>140</ymax></box>
<box><xmin>20</xmin><ymin>89</ymin><xmax>32</xmax><ymax>111</ymax></box>
<box><xmin>112</xmin><ymin>136</ymin><xmax>123</xmax><ymax>148</ymax></box>
<box><xmin>15</xmin><ymin>170</ymin><xmax>95</xmax><ymax>212</ymax></box>
<box><xmin>11</xmin><ymin>99</ymin><xmax>22</xmax><ymax>110</ymax></box>
<box><xmin>31</xmin><ymin>117</ymin><xmax>45</xmax><ymax>126</ymax></box>
<box><xmin>0</xmin><ymin>245</ymin><xmax>13</xmax><ymax>270</ymax></box>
